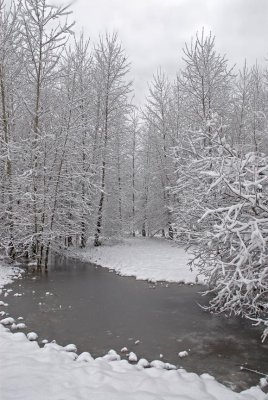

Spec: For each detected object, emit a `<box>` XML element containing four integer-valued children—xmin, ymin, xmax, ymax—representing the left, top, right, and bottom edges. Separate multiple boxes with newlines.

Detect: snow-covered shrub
<box><xmin>189</xmin><ymin>127</ymin><xmax>268</xmax><ymax>340</ymax></box>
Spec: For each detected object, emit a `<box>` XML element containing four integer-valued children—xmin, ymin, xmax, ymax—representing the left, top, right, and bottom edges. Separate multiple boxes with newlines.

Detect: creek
<box><xmin>4</xmin><ymin>256</ymin><xmax>268</xmax><ymax>392</ymax></box>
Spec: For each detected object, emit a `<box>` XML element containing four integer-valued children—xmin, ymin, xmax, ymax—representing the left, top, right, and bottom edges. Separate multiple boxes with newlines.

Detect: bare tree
<box><xmin>143</xmin><ymin>70</ymin><xmax>175</xmax><ymax>238</ymax></box>
<box><xmin>93</xmin><ymin>33</ymin><xmax>131</xmax><ymax>246</ymax></box>
<box><xmin>18</xmin><ymin>0</ymin><xmax>74</xmax><ymax>265</ymax></box>
<box><xmin>0</xmin><ymin>0</ymin><xmax>21</xmax><ymax>257</ymax></box>
<box><xmin>172</xmin><ymin>30</ymin><xmax>234</xmax><ymax>241</ymax></box>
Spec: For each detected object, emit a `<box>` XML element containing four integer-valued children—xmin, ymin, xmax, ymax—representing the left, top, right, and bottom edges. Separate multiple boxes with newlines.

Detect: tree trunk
<box><xmin>0</xmin><ymin>63</ymin><xmax>15</xmax><ymax>257</ymax></box>
<box><xmin>94</xmin><ymin>161</ymin><xmax>105</xmax><ymax>246</ymax></box>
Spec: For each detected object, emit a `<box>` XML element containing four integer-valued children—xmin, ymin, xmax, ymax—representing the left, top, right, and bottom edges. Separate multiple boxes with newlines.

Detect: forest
<box><xmin>0</xmin><ymin>0</ymin><xmax>267</xmax><ymax>338</ymax></box>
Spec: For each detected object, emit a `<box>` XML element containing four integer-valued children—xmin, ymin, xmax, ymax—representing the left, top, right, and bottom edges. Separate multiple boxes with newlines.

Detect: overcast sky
<box><xmin>71</xmin><ymin>0</ymin><xmax>268</xmax><ymax>103</ymax></box>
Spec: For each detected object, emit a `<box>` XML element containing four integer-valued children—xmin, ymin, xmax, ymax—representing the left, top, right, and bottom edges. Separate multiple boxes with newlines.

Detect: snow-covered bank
<box><xmin>0</xmin><ymin>324</ymin><xmax>266</xmax><ymax>400</ymax></box>
<box><xmin>72</xmin><ymin>237</ymin><xmax>204</xmax><ymax>284</ymax></box>
<box><xmin>0</xmin><ymin>259</ymin><xmax>22</xmax><ymax>293</ymax></box>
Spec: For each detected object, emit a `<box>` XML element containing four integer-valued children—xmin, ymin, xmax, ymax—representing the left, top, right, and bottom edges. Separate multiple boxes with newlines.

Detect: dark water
<box><xmin>3</xmin><ymin>256</ymin><xmax>268</xmax><ymax>392</ymax></box>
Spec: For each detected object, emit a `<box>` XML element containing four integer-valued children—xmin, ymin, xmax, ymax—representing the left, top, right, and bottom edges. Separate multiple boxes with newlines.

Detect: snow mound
<box><xmin>77</xmin><ymin>352</ymin><xmax>94</xmax><ymax>363</ymax></box>
<box><xmin>128</xmin><ymin>351</ymin><xmax>138</xmax><ymax>362</ymax></box>
<box><xmin>165</xmin><ymin>363</ymin><xmax>177</xmax><ymax>370</ymax></box>
<box><xmin>150</xmin><ymin>360</ymin><xmax>166</xmax><ymax>369</ymax></box>
<box><xmin>64</xmin><ymin>344</ymin><xmax>77</xmax><ymax>352</ymax></box>
<box><xmin>137</xmin><ymin>358</ymin><xmax>150</xmax><ymax>368</ymax></box>
<box><xmin>0</xmin><ymin>317</ymin><xmax>15</xmax><ymax>325</ymax></box>
<box><xmin>27</xmin><ymin>332</ymin><xmax>38</xmax><ymax>341</ymax></box>
<box><xmin>103</xmin><ymin>349</ymin><xmax>121</xmax><ymax>361</ymax></box>
<box><xmin>16</xmin><ymin>323</ymin><xmax>27</xmax><ymax>329</ymax></box>
<box><xmin>178</xmin><ymin>351</ymin><xmax>189</xmax><ymax>358</ymax></box>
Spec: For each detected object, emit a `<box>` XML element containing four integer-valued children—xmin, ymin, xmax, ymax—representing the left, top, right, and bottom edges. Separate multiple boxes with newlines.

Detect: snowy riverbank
<box><xmin>0</xmin><ymin>259</ymin><xmax>22</xmax><ymax>293</ymax></box>
<box><xmin>71</xmin><ymin>237</ymin><xmax>204</xmax><ymax>284</ymax></box>
<box><xmin>0</xmin><ymin>324</ymin><xmax>267</xmax><ymax>400</ymax></box>
<box><xmin>0</xmin><ymin>257</ymin><xmax>267</xmax><ymax>400</ymax></box>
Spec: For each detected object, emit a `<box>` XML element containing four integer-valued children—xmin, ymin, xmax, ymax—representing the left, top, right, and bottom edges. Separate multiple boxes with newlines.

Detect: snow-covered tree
<box><xmin>180</xmin><ymin>30</ymin><xmax>234</xmax><ymax>127</ymax></box>
<box><xmin>42</xmin><ymin>33</ymin><xmax>95</xmax><ymax>263</ymax></box>
<box><xmin>0</xmin><ymin>0</ymin><xmax>21</xmax><ymax>257</ymax></box>
<box><xmin>93</xmin><ymin>33</ymin><xmax>132</xmax><ymax>246</ymax></box>
<box><xmin>231</xmin><ymin>62</ymin><xmax>268</xmax><ymax>156</ymax></box>
<box><xmin>141</xmin><ymin>70</ymin><xmax>178</xmax><ymax>237</ymax></box>
<box><xmin>172</xmin><ymin>30</ymin><xmax>234</xmax><ymax>241</ymax></box>
<box><xmin>231</xmin><ymin>61</ymin><xmax>252</xmax><ymax>154</ymax></box>
<box><xmin>127</xmin><ymin>110</ymin><xmax>140</xmax><ymax>237</ymax></box>
<box><xmin>16</xmin><ymin>0</ymin><xmax>74</xmax><ymax>265</ymax></box>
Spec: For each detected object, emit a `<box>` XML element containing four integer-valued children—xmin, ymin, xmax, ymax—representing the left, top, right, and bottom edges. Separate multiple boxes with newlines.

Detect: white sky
<box><xmin>70</xmin><ymin>0</ymin><xmax>268</xmax><ymax>103</ymax></box>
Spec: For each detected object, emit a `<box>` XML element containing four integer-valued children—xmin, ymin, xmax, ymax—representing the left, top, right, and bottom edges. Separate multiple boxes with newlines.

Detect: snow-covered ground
<box><xmin>0</xmin><ymin>258</ymin><xmax>22</xmax><ymax>293</ymax></box>
<box><xmin>72</xmin><ymin>237</ymin><xmax>204</xmax><ymax>284</ymax></box>
<box><xmin>0</xmin><ymin>256</ymin><xmax>267</xmax><ymax>400</ymax></box>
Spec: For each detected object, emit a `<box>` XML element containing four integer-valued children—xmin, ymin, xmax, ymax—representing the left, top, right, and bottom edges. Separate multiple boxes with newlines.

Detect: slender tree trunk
<box><xmin>32</xmin><ymin>49</ymin><xmax>42</xmax><ymax>267</ymax></box>
<box><xmin>81</xmin><ymin>130</ymin><xmax>87</xmax><ymax>248</ymax></box>
<box><xmin>0</xmin><ymin>63</ymin><xmax>15</xmax><ymax>257</ymax></box>
<box><xmin>44</xmin><ymin>105</ymin><xmax>73</xmax><ymax>268</ymax></box>
<box><xmin>94</xmin><ymin>86</ymin><xmax>109</xmax><ymax>246</ymax></box>
<box><xmin>94</xmin><ymin>160</ymin><xmax>106</xmax><ymax>246</ymax></box>
<box><xmin>142</xmin><ymin>139</ymin><xmax>150</xmax><ymax>237</ymax></box>
<box><xmin>117</xmin><ymin>147</ymin><xmax>122</xmax><ymax>233</ymax></box>
<box><xmin>132</xmin><ymin>128</ymin><xmax>136</xmax><ymax>237</ymax></box>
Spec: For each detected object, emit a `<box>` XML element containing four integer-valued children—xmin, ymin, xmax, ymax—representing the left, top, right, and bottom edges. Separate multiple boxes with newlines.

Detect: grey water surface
<box><xmin>3</xmin><ymin>256</ymin><xmax>268</xmax><ymax>392</ymax></box>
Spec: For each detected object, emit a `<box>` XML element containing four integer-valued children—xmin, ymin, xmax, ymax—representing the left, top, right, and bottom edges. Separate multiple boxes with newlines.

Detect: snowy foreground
<box><xmin>72</xmin><ymin>237</ymin><xmax>204</xmax><ymax>284</ymax></box>
<box><xmin>0</xmin><ymin>259</ymin><xmax>267</xmax><ymax>400</ymax></box>
<box><xmin>0</xmin><ymin>323</ymin><xmax>266</xmax><ymax>400</ymax></box>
